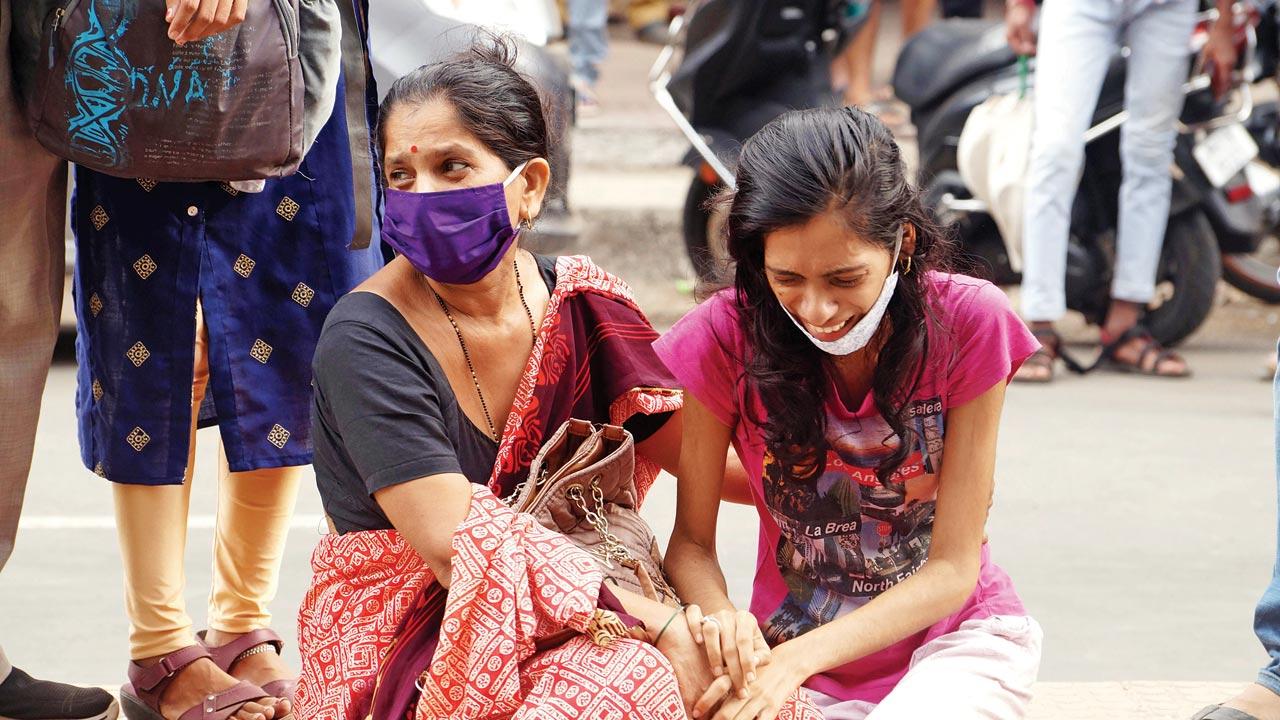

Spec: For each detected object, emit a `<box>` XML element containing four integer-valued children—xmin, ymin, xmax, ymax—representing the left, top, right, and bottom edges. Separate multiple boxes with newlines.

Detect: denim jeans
<box><xmin>568</xmin><ymin>0</ymin><xmax>607</xmax><ymax>86</ymax></box>
<box><xmin>1257</xmin><ymin>341</ymin><xmax>1280</xmax><ymax>694</ymax></box>
<box><xmin>1020</xmin><ymin>0</ymin><xmax>1197</xmax><ymax>321</ymax></box>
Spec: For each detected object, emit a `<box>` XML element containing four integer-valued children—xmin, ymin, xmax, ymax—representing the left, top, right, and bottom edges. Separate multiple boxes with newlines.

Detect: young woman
<box><xmin>658</xmin><ymin>107</ymin><xmax>1043</xmax><ymax>719</ymax></box>
<box><xmin>296</xmin><ymin>40</ymin><xmax>824</xmax><ymax>720</ymax></box>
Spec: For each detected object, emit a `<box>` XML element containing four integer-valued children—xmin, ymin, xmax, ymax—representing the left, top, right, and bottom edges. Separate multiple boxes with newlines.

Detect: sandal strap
<box><xmin>1029</xmin><ymin>328</ymin><xmax>1089</xmax><ymax>375</ymax></box>
<box><xmin>1091</xmin><ymin>324</ymin><xmax>1157</xmax><ymax>374</ymax></box>
<box><xmin>198</xmin><ymin>629</ymin><xmax>284</xmax><ymax>674</ymax></box>
<box><xmin>1098</xmin><ymin>323</ymin><xmax>1185</xmax><ymax>375</ymax></box>
<box><xmin>176</xmin><ymin>681</ymin><xmax>273</xmax><ymax>720</ymax></box>
<box><xmin>129</xmin><ymin>645</ymin><xmax>213</xmax><ymax>695</ymax></box>
<box><xmin>1099</xmin><ymin>324</ymin><xmax>1153</xmax><ymax>360</ymax></box>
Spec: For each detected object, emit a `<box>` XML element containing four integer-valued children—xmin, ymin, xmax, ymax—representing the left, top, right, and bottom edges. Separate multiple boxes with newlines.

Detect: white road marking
<box><xmin>18</xmin><ymin>514</ymin><xmax>326</xmax><ymax>530</ymax></box>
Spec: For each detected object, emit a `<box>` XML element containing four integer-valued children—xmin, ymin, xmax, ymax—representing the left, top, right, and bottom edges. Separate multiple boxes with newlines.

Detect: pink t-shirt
<box><xmin>654</xmin><ymin>272</ymin><xmax>1039</xmax><ymax>703</ymax></box>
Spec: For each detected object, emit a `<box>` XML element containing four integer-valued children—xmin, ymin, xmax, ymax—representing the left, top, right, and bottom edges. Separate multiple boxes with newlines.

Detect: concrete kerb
<box><xmin>80</xmin><ymin>681</ymin><xmax>1250</xmax><ymax>718</ymax></box>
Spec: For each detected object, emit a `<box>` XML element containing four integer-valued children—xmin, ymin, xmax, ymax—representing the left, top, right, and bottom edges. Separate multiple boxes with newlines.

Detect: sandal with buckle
<box><xmin>119</xmin><ymin>645</ymin><xmax>281</xmax><ymax>720</ymax></box>
<box><xmin>197</xmin><ymin>630</ymin><xmax>295</xmax><ymax>705</ymax></box>
<box><xmin>1013</xmin><ymin>328</ymin><xmax>1088</xmax><ymax>383</ymax></box>
<box><xmin>1097</xmin><ymin>324</ymin><xmax>1191</xmax><ymax>378</ymax></box>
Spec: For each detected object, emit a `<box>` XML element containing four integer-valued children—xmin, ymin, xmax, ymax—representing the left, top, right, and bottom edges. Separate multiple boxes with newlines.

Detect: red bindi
<box><xmin>410</xmin><ymin>145</ymin><xmax>418</xmax><ymax>153</ymax></box>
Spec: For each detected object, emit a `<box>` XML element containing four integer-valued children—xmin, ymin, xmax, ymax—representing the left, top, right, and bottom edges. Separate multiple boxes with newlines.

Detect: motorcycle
<box><xmin>367</xmin><ymin>0</ymin><xmax>579</xmax><ymax>245</ymax></box>
<box><xmin>1225</xmin><ymin>0</ymin><xmax>1280</xmax><ymax>303</ymax></box>
<box><xmin>894</xmin><ymin>4</ymin><xmax>1275</xmax><ymax>344</ymax></box>
<box><xmin>649</xmin><ymin>0</ymin><xmax>866</xmax><ymax>281</ymax></box>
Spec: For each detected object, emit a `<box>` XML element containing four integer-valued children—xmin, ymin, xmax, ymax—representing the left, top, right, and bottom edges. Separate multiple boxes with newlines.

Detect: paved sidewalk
<box><xmin>1029</xmin><ymin>682</ymin><xmax>1248</xmax><ymax>719</ymax></box>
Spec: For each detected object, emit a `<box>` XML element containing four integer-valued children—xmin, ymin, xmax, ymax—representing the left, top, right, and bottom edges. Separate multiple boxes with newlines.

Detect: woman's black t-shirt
<box><xmin>311</xmin><ymin>256</ymin><xmax>555</xmax><ymax>534</ymax></box>
<box><xmin>310</xmin><ymin>256</ymin><xmax>669</xmax><ymax>534</ymax></box>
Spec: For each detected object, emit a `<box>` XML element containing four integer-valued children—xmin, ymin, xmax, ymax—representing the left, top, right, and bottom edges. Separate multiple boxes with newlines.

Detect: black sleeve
<box><xmin>312</xmin><ymin>319</ymin><xmax>464</xmax><ymax>497</ymax></box>
<box><xmin>623</xmin><ymin>410</ymin><xmax>673</xmax><ymax>443</ymax></box>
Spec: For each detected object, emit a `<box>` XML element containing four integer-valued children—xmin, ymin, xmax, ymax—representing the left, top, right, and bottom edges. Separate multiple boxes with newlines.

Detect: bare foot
<box><xmin>203</xmin><ymin>629</ymin><xmax>297</xmax><ymax>703</ymax></box>
<box><xmin>1221</xmin><ymin>682</ymin><xmax>1280</xmax><ymax>720</ymax></box>
<box><xmin>135</xmin><ymin>655</ymin><xmax>286</xmax><ymax>720</ymax></box>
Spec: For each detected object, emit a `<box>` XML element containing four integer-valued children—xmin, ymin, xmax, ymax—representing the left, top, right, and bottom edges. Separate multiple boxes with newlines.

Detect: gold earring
<box><xmin>901</xmin><ymin>256</ymin><xmax>913</xmax><ymax>275</ymax></box>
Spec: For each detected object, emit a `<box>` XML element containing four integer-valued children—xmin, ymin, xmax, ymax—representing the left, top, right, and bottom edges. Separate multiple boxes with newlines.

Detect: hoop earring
<box><xmin>901</xmin><ymin>255</ymin><xmax>913</xmax><ymax>276</ymax></box>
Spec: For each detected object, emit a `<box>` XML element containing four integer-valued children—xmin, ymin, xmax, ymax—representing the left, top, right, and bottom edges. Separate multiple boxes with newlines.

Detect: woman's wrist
<box><xmin>652</xmin><ymin>606</ymin><xmax>683</xmax><ymax>645</ymax></box>
<box><xmin>771</xmin><ymin>637</ymin><xmax>819</xmax><ymax>681</ymax></box>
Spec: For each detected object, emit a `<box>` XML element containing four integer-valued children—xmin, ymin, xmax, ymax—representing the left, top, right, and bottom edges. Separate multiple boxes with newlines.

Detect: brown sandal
<box><xmin>119</xmin><ymin>645</ymin><xmax>282</xmax><ymax>720</ymax></box>
<box><xmin>1097</xmin><ymin>324</ymin><xmax>1191</xmax><ymax>378</ymax></box>
<box><xmin>1013</xmin><ymin>329</ymin><xmax>1088</xmax><ymax>383</ymax></box>
<box><xmin>197</xmin><ymin>629</ymin><xmax>296</xmax><ymax>705</ymax></box>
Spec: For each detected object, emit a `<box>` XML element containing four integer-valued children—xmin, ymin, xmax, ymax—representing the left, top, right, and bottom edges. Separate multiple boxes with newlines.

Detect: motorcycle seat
<box><xmin>893</xmin><ymin>19</ymin><xmax>1016</xmax><ymax>111</ymax></box>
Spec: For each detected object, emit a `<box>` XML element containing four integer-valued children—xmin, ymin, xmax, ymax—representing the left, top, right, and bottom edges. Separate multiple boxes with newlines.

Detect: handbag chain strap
<box><xmin>567</xmin><ymin>478</ymin><xmax>675</xmax><ymax>601</ymax></box>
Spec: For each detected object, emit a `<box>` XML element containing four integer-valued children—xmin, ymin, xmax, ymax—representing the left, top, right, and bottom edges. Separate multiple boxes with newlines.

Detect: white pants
<box><xmin>1020</xmin><ymin>0</ymin><xmax>1197</xmax><ymax>321</ymax></box>
<box><xmin>805</xmin><ymin>615</ymin><xmax>1043</xmax><ymax>720</ymax></box>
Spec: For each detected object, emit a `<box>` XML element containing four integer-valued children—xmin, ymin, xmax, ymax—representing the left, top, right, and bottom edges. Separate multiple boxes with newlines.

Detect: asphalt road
<box><xmin>2</xmin><ymin>287</ymin><xmax>1278</xmax><ymax>687</ymax></box>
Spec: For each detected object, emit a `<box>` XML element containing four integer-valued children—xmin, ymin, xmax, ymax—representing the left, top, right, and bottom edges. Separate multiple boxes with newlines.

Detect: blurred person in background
<box><xmin>831</xmin><ymin>0</ymin><xmax>935</xmax><ymax>117</ymax></box>
<box><xmin>1008</xmin><ymin>0</ymin><xmax>1235</xmax><ymax>382</ymax></box>
<box><xmin>569</xmin><ymin>0</ymin><xmax>608</xmax><ymax>114</ymax></box>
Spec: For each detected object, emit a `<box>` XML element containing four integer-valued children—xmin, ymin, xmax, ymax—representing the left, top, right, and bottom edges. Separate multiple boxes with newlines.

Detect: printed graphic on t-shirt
<box><xmin>761</xmin><ymin>398</ymin><xmax>944</xmax><ymax>644</ymax></box>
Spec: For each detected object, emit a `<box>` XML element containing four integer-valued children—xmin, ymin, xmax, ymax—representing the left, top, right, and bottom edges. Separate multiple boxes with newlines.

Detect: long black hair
<box><xmin>722</xmin><ymin>106</ymin><xmax>953</xmax><ymax>483</ymax></box>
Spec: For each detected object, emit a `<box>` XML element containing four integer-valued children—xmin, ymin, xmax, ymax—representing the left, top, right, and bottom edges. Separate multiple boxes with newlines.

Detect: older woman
<box><xmin>296</xmin><ymin>39</ymin><xmax>821</xmax><ymax>720</ymax></box>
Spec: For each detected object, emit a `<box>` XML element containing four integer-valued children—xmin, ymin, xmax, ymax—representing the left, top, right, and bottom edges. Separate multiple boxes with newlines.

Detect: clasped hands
<box><xmin>655</xmin><ymin>604</ymin><xmax>809</xmax><ymax>720</ymax></box>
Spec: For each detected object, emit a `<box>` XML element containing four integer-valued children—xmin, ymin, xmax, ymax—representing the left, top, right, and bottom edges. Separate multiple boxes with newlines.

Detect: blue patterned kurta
<box><xmin>72</xmin><ymin>57</ymin><xmax>383</xmax><ymax>485</ymax></box>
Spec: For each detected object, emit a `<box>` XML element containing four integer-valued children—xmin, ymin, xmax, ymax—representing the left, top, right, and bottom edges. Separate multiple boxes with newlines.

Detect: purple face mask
<box><xmin>381</xmin><ymin>161</ymin><xmax>529</xmax><ymax>285</ymax></box>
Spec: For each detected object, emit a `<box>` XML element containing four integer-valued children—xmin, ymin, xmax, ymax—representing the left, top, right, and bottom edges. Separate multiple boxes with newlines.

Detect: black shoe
<box><xmin>635</xmin><ymin>20</ymin><xmax>669</xmax><ymax>45</ymax></box>
<box><xmin>0</xmin><ymin>668</ymin><xmax>119</xmax><ymax>720</ymax></box>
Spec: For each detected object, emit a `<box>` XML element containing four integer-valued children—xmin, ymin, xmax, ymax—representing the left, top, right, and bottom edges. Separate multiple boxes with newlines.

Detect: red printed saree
<box><xmin>295</xmin><ymin>256</ymin><xmax>819</xmax><ymax>720</ymax></box>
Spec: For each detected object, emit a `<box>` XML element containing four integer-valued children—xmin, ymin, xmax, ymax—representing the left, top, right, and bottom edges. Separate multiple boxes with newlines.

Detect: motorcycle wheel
<box><xmin>683</xmin><ymin>173</ymin><xmax>730</xmax><ymax>283</ymax></box>
<box><xmin>1222</xmin><ymin>236</ymin><xmax>1280</xmax><ymax>304</ymax></box>
<box><xmin>1143</xmin><ymin>209</ymin><xmax>1221</xmax><ymax>347</ymax></box>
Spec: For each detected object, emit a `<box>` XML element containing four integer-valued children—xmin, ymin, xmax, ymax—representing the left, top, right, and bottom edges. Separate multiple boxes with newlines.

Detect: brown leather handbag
<box><xmin>16</xmin><ymin>0</ymin><xmax>337</xmax><ymax>182</ymax></box>
<box><xmin>510</xmin><ymin>419</ymin><xmax>680</xmax><ymax>606</ymax></box>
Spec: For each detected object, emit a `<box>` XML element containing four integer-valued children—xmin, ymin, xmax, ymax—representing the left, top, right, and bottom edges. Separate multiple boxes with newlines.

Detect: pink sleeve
<box><xmin>652</xmin><ymin>292</ymin><xmax>744</xmax><ymax>428</ymax></box>
<box><xmin>946</xmin><ymin>281</ymin><xmax>1041</xmax><ymax>407</ymax></box>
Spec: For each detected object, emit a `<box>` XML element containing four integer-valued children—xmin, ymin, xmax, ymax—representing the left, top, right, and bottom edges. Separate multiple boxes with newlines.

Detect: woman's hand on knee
<box><xmin>682</xmin><ymin>604</ymin><xmax>772</xmax><ymax>695</ymax></box>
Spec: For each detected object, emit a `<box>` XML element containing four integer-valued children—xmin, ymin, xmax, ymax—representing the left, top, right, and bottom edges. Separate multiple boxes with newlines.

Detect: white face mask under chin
<box><xmin>782</xmin><ymin>236</ymin><xmax>902</xmax><ymax>356</ymax></box>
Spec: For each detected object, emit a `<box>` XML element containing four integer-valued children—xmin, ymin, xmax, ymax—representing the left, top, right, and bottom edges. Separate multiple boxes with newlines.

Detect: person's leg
<box><xmin>1206</xmin><ymin>341</ymin><xmax>1280</xmax><ymax>720</ymax></box>
<box><xmin>203</xmin><ymin>457</ymin><xmax>302</xmax><ymax>690</ymax></box>
<box><xmin>804</xmin><ymin>689</ymin><xmax>875</xmax><ymax>720</ymax></box>
<box><xmin>1016</xmin><ymin>0</ymin><xmax>1118</xmax><ymax>380</ymax></box>
<box><xmin>0</xmin><ymin>1</ymin><xmax>66</xmax><ymax>580</ymax></box>
<box><xmin>1021</xmin><ymin>0</ymin><xmax>1120</xmax><ymax>327</ymax></box>
<box><xmin>113</xmin><ymin>305</ymin><xmax>287</xmax><ymax>720</ymax></box>
<box><xmin>112</xmin><ymin>309</ymin><xmax>207</xmax><ymax>661</ymax></box>
<box><xmin>834</xmin><ymin>0</ymin><xmax>881</xmax><ymax>107</ymax></box>
<box><xmin>863</xmin><ymin>616</ymin><xmax>1043</xmax><ymax>719</ymax></box>
<box><xmin>901</xmin><ymin>0</ymin><xmax>936</xmax><ymax>37</ymax></box>
<box><xmin>568</xmin><ymin>0</ymin><xmax>608</xmax><ymax>110</ymax></box>
<box><xmin>1099</xmin><ymin>0</ymin><xmax>1196</xmax><ymax>375</ymax></box>
<box><xmin>0</xmin><ymin>0</ymin><xmax>118</xmax><ymax>718</ymax></box>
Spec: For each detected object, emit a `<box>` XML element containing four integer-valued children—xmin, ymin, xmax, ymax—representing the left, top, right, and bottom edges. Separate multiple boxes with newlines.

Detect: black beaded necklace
<box><xmin>428</xmin><ymin>257</ymin><xmax>538</xmax><ymax>442</ymax></box>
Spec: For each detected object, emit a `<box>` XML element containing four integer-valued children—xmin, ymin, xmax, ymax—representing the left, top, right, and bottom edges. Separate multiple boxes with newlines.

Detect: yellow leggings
<box><xmin>113</xmin><ymin>304</ymin><xmax>301</xmax><ymax>660</ymax></box>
